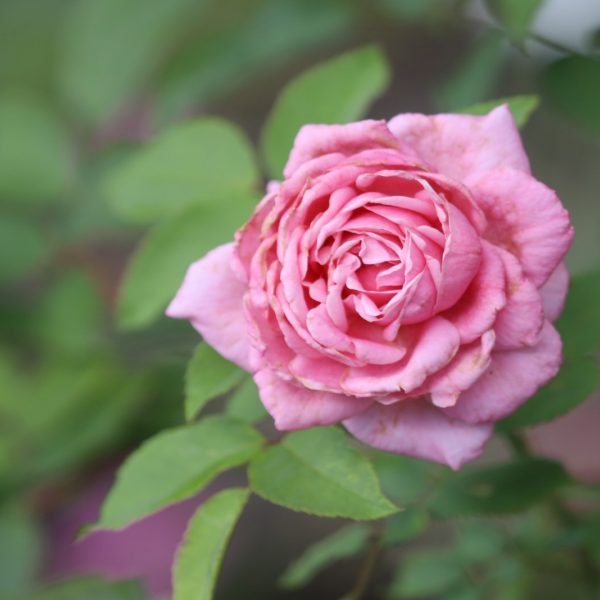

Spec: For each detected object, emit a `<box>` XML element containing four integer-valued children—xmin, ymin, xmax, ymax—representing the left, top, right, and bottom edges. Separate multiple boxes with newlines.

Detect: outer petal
<box><xmin>443</xmin><ymin>321</ymin><xmax>562</xmax><ymax>424</ymax></box>
<box><xmin>540</xmin><ymin>262</ymin><xmax>569</xmax><ymax>321</ymax></box>
<box><xmin>388</xmin><ymin>105</ymin><xmax>530</xmax><ymax>180</ymax></box>
<box><xmin>254</xmin><ymin>368</ymin><xmax>372</xmax><ymax>430</ymax></box>
<box><xmin>344</xmin><ymin>399</ymin><xmax>493</xmax><ymax>469</ymax></box>
<box><xmin>166</xmin><ymin>243</ymin><xmax>251</xmax><ymax>370</ymax></box>
<box><xmin>467</xmin><ymin>167</ymin><xmax>574</xmax><ymax>287</ymax></box>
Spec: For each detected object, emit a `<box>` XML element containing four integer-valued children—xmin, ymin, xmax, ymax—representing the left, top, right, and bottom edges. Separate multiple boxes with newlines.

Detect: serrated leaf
<box><xmin>431</xmin><ymin>458</ymin><xmax>570</xmax><ymax>517</ymax></box>
<box><xmin>117</xmin><ymin>196</ymin><xmax>257</xmax><ymax>331</ymax></box>
<box><xmin>459</xmin><ymin>95</ymin><xmax>540</xmax><ymax>128</ymax></box>
<box><xmin>95</xmin><ymin>415</ymin><xmax>263</xmax><ymax>531</ymax></box>
<box><xmin>185</xmin><ymin>344</ymin><xmax>245</xmax><ymax>421</ymax></box>
<box><xmin>262</xmin><ymin>45</ymin><xmax>391</xmax><ymax>178</ymax></box>
<box><xmin>225</xmin><ymin>377</ymin><xmax>268</xmax><ymax>424</ymax></box>
<box><xmin>104</xmin><ymin>118</ymin><xmax>258</xmax><ymax>223</ymax></box>
<box><xmin>248</xmin><ymin>427</ymin><xmax>398</xmax><ymax>520</ymax></box>
<box><xmin>0</xmin><ymin>216</ymin><xmax>47</xmax><ymax>283</ymax></box>
<box><xmin>279</xmin><ymin>523</ymin><xmax>369</xmax><ymax>590</ymax></box>
<box><xmin>173</xmin><ymin>488</ymin><xmax>249</xmax><ymax>600</ymax></box>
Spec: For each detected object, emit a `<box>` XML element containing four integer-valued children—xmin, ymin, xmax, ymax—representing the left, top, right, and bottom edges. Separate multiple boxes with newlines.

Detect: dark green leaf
<box><xmin>104</xmin><ymin>118</ymin><xmax>258</xmax><ymax>223</ymax></box>
<box><xmin>279</xmin><ymin>523</ymin><xmax>369</xmax><ymax>590</ymax></box>
<box><xmin>459</xmin><ymin>95</ymin><xmax>540</xmax><ymax>128</ymax></box>
<box><xmin>431</xmin><ymin>458</ymin><xmax>570</xmax><ymax>517</ymax></box>
<box><xmin>185</xmin><ymin>344</ymin><xmax>245</xmax><ymax>421</ymax></box>
<box><xmin>0</xmin><ymin>216</ymin><xmax>47</xmax><ymax>283</ymax></box>
<box><xmin>19</xmin><ymin>577</ymin><xmax>144</xmax><ymax>600</ymax></box>
<box><xmin>173</xmin><ymin>488</ymin><xmax>250</xmax><ymax>600</ymax></box>
<box><xmin>248</xmin><ymin>427</ymin><xmax>398</xmax><ymax>520</ymax></box>
<box><xmin>455</xmin><ymin>521</ymin><xmax>504</xmax><ymax>564</ymax></box>
<box><xmin>262</xmin><ymin>45</ymin><xmax>391</xmax><ymax>178</ymax></box>
<box><xmin>226</xmin><ymin>377</ymin><xmax>268</xmax><ymax>424</ymax></box>
<box><xmin>382</xmin><ymin>507</ymin><xmax>429</xmax><ymax>546</ymax></box>
<box><xmin>117</xmin><ymin>196</ymin><xmax>258</xmax><ymax>330</ymax></box>
<box><xmin>486</xmin><ymin>0</ymin><xmax>543</xmax><ymax>41</ymax></box>
<box><xmin>95</xmin><ymin>415</ymin><xmax>263</xmax><ymax>530</ymax></box>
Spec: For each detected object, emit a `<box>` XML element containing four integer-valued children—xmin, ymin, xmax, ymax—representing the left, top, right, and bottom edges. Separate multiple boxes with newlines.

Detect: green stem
<box><xmin>348</xmin><ymin>524</ymin><xmax>383</xmax><ymax>600</ymax></box>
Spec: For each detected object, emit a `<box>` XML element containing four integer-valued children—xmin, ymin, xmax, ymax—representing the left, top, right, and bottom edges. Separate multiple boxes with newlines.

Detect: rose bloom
<box><xmin>168</xmin><ymin>107</ymin><xmax>573</xmax><ymax>468</ymax></box>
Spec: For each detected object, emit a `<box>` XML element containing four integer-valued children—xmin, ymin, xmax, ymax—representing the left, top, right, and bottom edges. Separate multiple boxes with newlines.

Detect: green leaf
<box><xmin>225</xmin><ymin>377</ymin><xmax>268</xmax><ymax>424</ymax></box>
<box><xmin>279</xmin><ymin>523</ymin><xmax>370</xmax><ymax>590</ymax></box>
<box><xmin>117</xmin><ymin>196</ymin><xmax>258</xmax><ymax>330</ymax></box>
<box><xmin>185</xmin><ymin>344</ymin><xmax>245</xmax><ymax>421</ymax></box>
<box><xmin>248</xmin><ymin>427</ymin><xmax>398</xmax><ymax>520</ymax></box>
<box><xmin>382</xmin><ymin>507</ymin><xmax>429</xmax><ymax>546</ymax></box>
<box><xmin>0</xmin><ymin>216</ymin><xmax>47</xmax><ymax>283</ymax></box>
<box><xmin>0</xmin><ymin>92</ymin><xmax>72</xmax><ymax>204</ymax></box>
<box><xmin>20</xmin><ymin>577</ymin><xmax>144</xmax><ymax>600</ymax></box>
<box><xmin>431</xmin><ymin>458</ymin><xmax>570</xmax><ymax>517</ymax></box>
<box><xmin>262</xmin><ymin>45</ymin><xmax>391</xmax><ymax>178</ymax></box>
<box><xmin>173</xmin><ymin>488</ymin><xmax>250</xmax><ymax>600</ymax></box>
<box><xmin>486</xmin><ymin>0</ymin><xmax>543</xmax><ymax>41</ymax></box>
<box><xmin>387</xmin><ymin>549</ymin><xmax>463</xmax><ymax>599</ymax></box>
<box><xmin>459</xmin><ymin>95</ymin><xmax>540</xmax><ymax>128</ymax></box>
<box><xmin>104</xmin><ymin>118</ymin><xmax>258</xmax><ymax>223</ymax></box>
<box><xmin>95</xmin><ymin>415</ymin><xmax>263</xmax><ymax>531</ymax></box>
<box><xmin>0</xmin><ymin>505</ymin><xmax>41</xmax><ymax>594</ymax></box>
<box><xmin>541</xmin><ymin>55</ymin><xmax>600</xmax><ymax>136</ymax></box>
<box><xmin>455</xmin><ymin>521</ymin><xmax>504</xmax><ymax>564</ymax></box>
<box><xmin>58</xmin><ymin>0</ymin><xmax>207</xmax><ymax>124</ymax></box>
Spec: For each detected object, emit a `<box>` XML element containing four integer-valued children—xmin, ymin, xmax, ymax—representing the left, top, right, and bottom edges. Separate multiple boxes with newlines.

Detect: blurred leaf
<box><xmin>460</xmin><ymin>95</ymin><xmax>540</xmax><ymax>128</ymax></box>
<box><xmin>35</xmin><ymin>268</ymin><xmax>105</xmax><ymax>357</ymax></box>
<box><xmin>117</xmin><ymin>195</ymin><xmax>258</xmax><ymax>330</ymax></box>
<box><xmin>185</xmin><ymin>344</ymin><xmax>245</xmax><ymax>421</ymax></box>
<box><xmin>542</xmin><ymin>56</ymin><xmax>600</xmax><ymax>136</ymax></box>
<box><xmin>95</xmin><ymin>415</ymin><xmax>263</xmax><ymax>530</ymax></box>
<box><xmin>486</xmin><ymin>0</ymin><xmax>543</xmax><ymax>41</ymax></box>
<box><xmin>226</xmin><ymin>377</ymin><xmax>268</xmax><ymax>424</ymax></box>
<box><xmin>0</xmin><ymin>505</ymin><xmax>41</xmax><ymax>594</ymax></box>
<box><xmin>431</xmin><ymin>458</ymin><xmax>570</xmax><ymax>517</ymax></box>
<box><xmin>0</xmin><ymin>92</ymin><xmax>72</xmax><ymax>204</ymax></box>
<box><xmin>20</xmin><ymin>577</ymin><xmax>144</xmax><ymax>600</ymax></box>
<box><xmin>173</xmin><ymin>487</ymin><xmax>249</xmax><ymax>600</ymax></box>
<box><xmin>262</xmin><ymin>45</ymin><xmax>391</xmax><ymax>178</ymax></box>
<box><xmin>375</xmin><ymin>0</ymin><xmax>452</xmax><ymax>22</ymax></box>
<box><xmin>104</xmin><ymin>118</ymin><xmax>258</xmax><ymax>223</ymax></box>
<box><xmin>155</xmin><ymin>0</ymin><xmax>352</xmax><ymax>125</ymax></box>
<box><xmin>279</xmin><ymin>523</ymin><xmax>369</xmax><ymax>590</ymax></box>
<box><xmin>59</xmin><ymin>0</ymin><xmax>207</xmax><ymax>124</ymax></box>
<box><xmin>437</xmin><ymin>33</ymin><xmax>505</xmax><ymax>111</ymax></box>
<box><xmin>248</xmin><ymin>427</ymin><xmax>398</xmax><ymax>520</ymax></box>
<box><xmin>387</xmin><ymin>549</ymin><xmax>462</xmax><ymax>599</ymax></box>
<box><xmin>382</xmin><ymin>507</ymin><xmax>429</xmax><ymax>546</ymax></box>
<box><xmin>0</xmin><ymin>216</ymin><xmax>47</xmax><ymax>283</ymax></box>
<box><xmin>455</xmin><ymin>521</ymin><xmax>504</xmax><ymax>564</ymax></box>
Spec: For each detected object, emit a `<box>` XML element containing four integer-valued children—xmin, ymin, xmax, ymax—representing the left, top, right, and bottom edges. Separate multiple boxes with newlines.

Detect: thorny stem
<box><xmin>504</xmin><ymin>430</ymin><xmax>599</xmax><ymax>597</ymax></box>
<box><xmin>348</xmin><ymin>523</ymin><xmax>384</xmax><ymax>600</ymax></box>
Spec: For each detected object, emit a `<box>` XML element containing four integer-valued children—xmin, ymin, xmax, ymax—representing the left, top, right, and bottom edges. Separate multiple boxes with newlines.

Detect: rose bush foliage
<box><xmin>168</xmin><ymin>106</ymin><xmax>573</xmax><ymax>468</ymax></box>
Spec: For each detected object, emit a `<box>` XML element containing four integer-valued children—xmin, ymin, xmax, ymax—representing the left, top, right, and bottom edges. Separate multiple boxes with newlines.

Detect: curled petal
<box><xmin>344</xmin><ymin>398</ymin><xmax>493</xmax><ymax>469</ymax></box>
<box><xmin>255</xmin><ymin>368</ymin><xmax>372</xmax><ymax>430</ymax></box>
<box><xmin>166</xmin><ymin>243</ymin><xmax>251</xmax><ymax>370</ymax></box>
<box><xmin>540</xmin><ymin>262</ymin><xmax>569</xmax><ymax>321</ymax></box>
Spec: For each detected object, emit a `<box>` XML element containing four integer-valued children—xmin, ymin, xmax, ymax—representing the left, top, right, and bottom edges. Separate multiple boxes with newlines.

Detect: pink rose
<box><xmin>167</xmin><ymin>107</ymin><xmax>573</xmax><ymax>468</ymax></box>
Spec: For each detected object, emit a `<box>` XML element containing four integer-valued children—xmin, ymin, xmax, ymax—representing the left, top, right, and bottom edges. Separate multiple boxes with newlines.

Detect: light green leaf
<box><xmin>262</xmin><ymin>45</ymin><xmax>391</xmax><ymax>178</ymax></box>
<box><xmin>20</xmin><ymin>577</ymin><xmax>144</xmax><ymax>600</ymax></box>
<box><xmin>173</xmin><ymin>488</ymin><xmax>250</xmax><ymax>600</ymax></box>
<box><xmin>542</xmin><ymin>56</ymin><xmax>600</xmax><ymax>135</ymax></box>
<box><xmin>486</xmin><ymin>0</ymin><xmax>543</xmax><ymax>41</ymax></box>
<box><xmin>382</xmin><ymin>507</ymin><xmax>429</xmax><ymax>546</ymax></box>
<box><xmin>185</xmin><ymin>344</ymin><xmax>245</xmax><ymax>421</ymax></box>
<box><xmin>0</xmin><ymin>92</ymin><xmax>72</xmax><ymax>204</ymax></box>
<box><xmin>58</xmin><ymin>0</ymin><xmax>206</xmax><ymax>124</ymax></box>
<box><xmin>104</xmin><ymin>118</ymin><xmax>258</xmax><ymax>223</ymax></box>
<box><xmin>459</xmin><ymin>94</ymin><xmax>540</xmax><ymax>128</ymax></box>
<box><xmin>226</xmin><ymin>377</ymin><xmax>268</xmax><ymax>424</ymax></box>
<box><xmin>279</xmin><ymin>523</ymin><xmax>369</xmax><ymax>590</ymax></box>
<box><xmin>117</xmin><ymin>196</ymin><xmax>258</xmax><ymax>330</ymax></box>
<box><xmin>0</xmin><ymin>216</ymin><xmax>47</xmax><ymax>283</ymax></box>
<box><xmin>431</xmin><ymin>458</ymin><xmax>570</xmax><ymax>517</ymax></box>
<box><xmin>95</xmin><ymin>415</ymin><xmax>263</xmax><ymax>530</ymax></box>
<box><xmin>248</xmin><ymin>427</ymin><xmax>398</xmax><ymax>520</ymax></box>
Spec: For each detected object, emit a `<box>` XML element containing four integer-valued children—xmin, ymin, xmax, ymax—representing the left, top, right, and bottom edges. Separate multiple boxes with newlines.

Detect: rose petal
<box><xmin>388</xmin><ymin>105</ymin><xmax>530</xmax><ymax>180</ymax></box>
<box><xmin>344</xmin><ymin>398</ymin><xmax>493</xmax><ymax>469</ymax></box>
<box><xmin>443</xmin><ymin>321</ymin><xmax>562</xmax><ymax>424</ymax></box>
<box><xmin>540</xmin><ymin>262</ymin><xmax>569</xmax><ymax>321</ymax></box>
<box><xmin>166</xmin><ymin>243</ymin><xmax>251</xmax><ymax>370</ymax></box>
<box><xmin>254</xmin><ymin>368</ymin><xmax>372</xmax><ymax>430</ymax></box>
<box><xmin>467</xmin><ymin>167</ymin><xmax>574</xmax><ymax>287</ymax></box>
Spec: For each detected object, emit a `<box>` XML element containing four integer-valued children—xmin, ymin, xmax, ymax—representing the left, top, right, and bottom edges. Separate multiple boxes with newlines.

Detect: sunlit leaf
<box><xmin>459</xmin><ymin>94</ymin><xmax>540</xmax><ymax>128</ymax></box>
<box><xmin>226</xmin><ymin>377</ymin><xmax>268</xmax><ymax>424</ymax></box>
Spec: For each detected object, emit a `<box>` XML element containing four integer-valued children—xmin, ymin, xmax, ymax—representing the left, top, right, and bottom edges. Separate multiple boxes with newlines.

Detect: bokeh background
<box><xmin>1</xmin><ymin>0</ymin><xmax>599</xmax><ymax>598</ymax></box>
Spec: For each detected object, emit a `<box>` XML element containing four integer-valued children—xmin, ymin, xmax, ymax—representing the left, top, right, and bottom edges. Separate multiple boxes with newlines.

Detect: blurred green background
<box><xmin>1</xmin><ymin>0</ymin><xmax>599</xmax><ymax>598</ymax></box>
